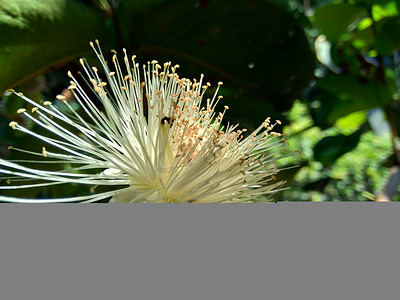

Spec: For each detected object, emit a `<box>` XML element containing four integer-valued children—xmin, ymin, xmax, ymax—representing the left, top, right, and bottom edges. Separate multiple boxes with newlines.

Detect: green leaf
<box><xmin>371</xmin><ymin>2</ymin><xmax>398</xmax><ymax>21</ymax></box>
<box><xmin>375</xmin><ymin>17</ymin><xmax>400</xmax><ymax>55</ymax></box>
<box><xmin>317</xmin><ymin>75</ymin><xmax>391</xmax><ymax>123</ymax></box>
<box><xmin>313</xmin><ymin>130</ymin><xmax>363</xmax><ymax>166</ymax></box>
<box><xmin>313</xmin><ymin>3</ymin><xmax>366</xmax><ymax>41</ymax></box>
<box><xmin>0</xmin><ymin>0</ymin><xmax>107</xmax><ymax>93</ymax></box>
<box><xmin>335</xmin><ymin>110</ymin><xmax>368</xmax><ymax>134</ymax></box>
<box><xmin>117</xmin><ymin>0</ymin><xmax>314</xmax><ymax>126</ymax></box>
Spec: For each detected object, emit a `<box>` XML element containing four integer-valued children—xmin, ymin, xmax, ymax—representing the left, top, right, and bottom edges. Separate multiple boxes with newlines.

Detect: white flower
<box><xmin>0</xmin><ymin>40</ymin><xmax>289</xmax><ymax>203</ymax></box>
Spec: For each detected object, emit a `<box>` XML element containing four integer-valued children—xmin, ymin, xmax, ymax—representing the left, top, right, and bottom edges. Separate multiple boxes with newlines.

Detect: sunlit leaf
<box><xmin>0</xmin><ymin>0</ymin><xmax>107</xmax><ymax>93</ymax></box>
<box><xmin>371</xmin><ymin>2</ymin><xmax>398</xmax><ymax>21</ymax></box>
<box><xmin>313</xmin><ymin>3</ymin><xmax>366</xmax><ymax>41</ymax></box>
<box><xmin>335</xmin><ymin>110</ymin><xmax>367</xmax><ymax>134</ymax></box>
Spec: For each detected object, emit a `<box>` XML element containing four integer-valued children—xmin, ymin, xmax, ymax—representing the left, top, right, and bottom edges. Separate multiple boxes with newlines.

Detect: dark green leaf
<box><xmin>0</xmin><ymin>0</ymin><xmax>107</xmax><ymax>93</ymax></box>
<box><xmin>118</xmin><ymin>0</ymin><xmax>314</xmax><ymax>126</ymax></box>
<box><xmin>375</xmin><ymin>17</ymin><xmax>400</xmax><ymax>55</ymax></box>
<box><xmin>313</xmin><ymin>129</ymin><xmax>363</xmax><ymax>166</ymax></box>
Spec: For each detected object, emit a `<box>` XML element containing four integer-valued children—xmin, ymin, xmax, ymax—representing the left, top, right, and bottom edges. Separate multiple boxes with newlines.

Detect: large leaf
<box><xmin>313</xmin><ymin>129</ymin><xmax>364</xmax><ymax>166</ymax></box>
<box><xmin>117</xmin><ymin>0</ymin><xmax>314</xmax><ymax>125</ymax></box>
<box><xmin>217</xmin><ymin>86</ymin><xmax>281</xmax><ymax>130</ymax></box>
<box><xmin>317</xmin><ymin>74</ymin><xmax>391</xmax><ymax>123</ymax></box>
<box><xmin>313</xmin><ymin>3</ymin><xmax>366</xmax><ymax>41</ymax></box>
<box><xmin>0</xmin><ymin>0</ymin><xmax>107</xmax><ymax>93</ymax></box>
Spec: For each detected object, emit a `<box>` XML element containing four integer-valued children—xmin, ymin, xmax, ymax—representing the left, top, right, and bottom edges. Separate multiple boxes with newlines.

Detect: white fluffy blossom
<box><xmin>0</xmin><ymin>41</ymin><xmax>289</xmax><ymax>203</ymax></box>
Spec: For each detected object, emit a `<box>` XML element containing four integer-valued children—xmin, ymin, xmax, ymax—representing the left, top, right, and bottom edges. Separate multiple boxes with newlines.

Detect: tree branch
<box><xmin>376</xmin><ymin>165</ymin><xmax>400</xmax><ymax>202</ymax></box>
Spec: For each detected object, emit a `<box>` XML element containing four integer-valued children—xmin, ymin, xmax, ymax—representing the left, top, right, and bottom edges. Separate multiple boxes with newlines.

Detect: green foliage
<box><xmin>277</xmin><ymin>102</ymin><xmax>393</xmax><ymax>201</ymax></box>
<box><xmin>276</xmin><ymin>0</ymin><xmax>400</xmax><ymax>201</ymax></box>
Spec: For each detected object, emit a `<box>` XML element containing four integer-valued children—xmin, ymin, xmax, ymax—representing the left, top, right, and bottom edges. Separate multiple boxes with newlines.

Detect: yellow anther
<box><xmin>42</xmin><ymin>147</ymin><xmax>47</xmax><ymax>158</ymax></box>
<box><xmin>9</xmin><ymin>121</ymin><xmax>18</xmax><ymax>129</ymax></box>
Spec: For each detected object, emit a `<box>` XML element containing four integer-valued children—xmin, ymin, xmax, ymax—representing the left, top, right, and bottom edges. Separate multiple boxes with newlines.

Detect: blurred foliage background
<box><xmin>1</xmin><ymin>0</ymin><xmax>399</xmax><ymax>201</ymax></box>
